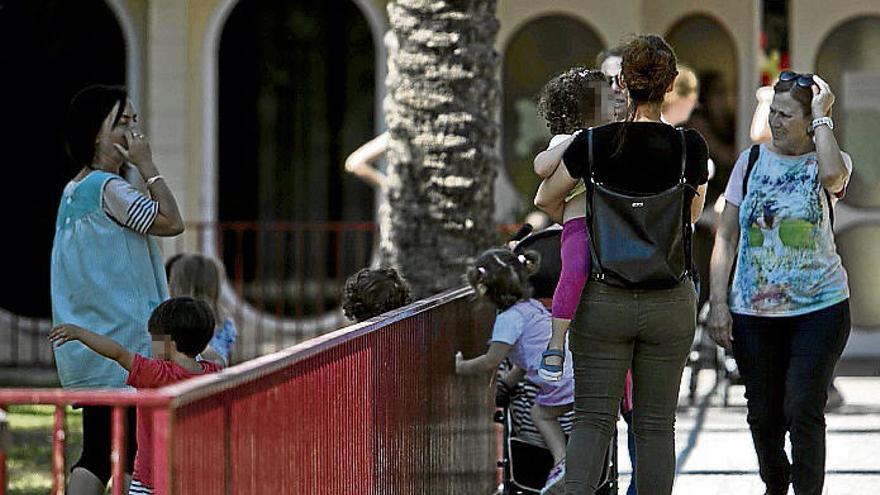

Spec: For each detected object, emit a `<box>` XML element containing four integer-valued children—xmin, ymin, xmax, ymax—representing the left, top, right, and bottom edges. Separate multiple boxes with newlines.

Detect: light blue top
<box><xmin>725</xmin><ymin>145</ymin><xmax>851</xmax><ymax>316</ymax></box>
<box><xmin>51</xmin><ymin>171</ymin><xmax>169</xmax><ymax>389</ymax></box>
<box><xmin>207</xmin><ymin>317</ymin><xmax>238</xmax><ymax>364</ymax></box>
<box><xmin>491</xmin><ymin>299</ymin><xmax>574</xmax><ymax>385</ymax></box>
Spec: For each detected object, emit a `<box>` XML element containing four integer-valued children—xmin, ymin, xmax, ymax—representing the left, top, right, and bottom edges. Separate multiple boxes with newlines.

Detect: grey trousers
<box><xmin>564</xmin><ymin>280</ymin><xmax>696</xmax><ymax>495</ymax></box>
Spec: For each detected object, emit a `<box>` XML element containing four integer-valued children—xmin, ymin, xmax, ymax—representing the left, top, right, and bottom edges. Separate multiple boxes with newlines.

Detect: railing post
<box><xmin>51</xmin><ymin>405</ymin><xmax>66</xmax><ymax>495</ymax></box>
<box><xmin>0</xmin><ymin>406</ymin><xmax>8</xmax><ymax>495</ymax></box>
<box><xmin>152</xmin><ymin>408</ymin><xmax>173</xmax><ymax>495</ymax></box>
<box><xmin>110</xmin><ymin>406</ymin><xmax>127</xmax><ymax>495</ymax></box>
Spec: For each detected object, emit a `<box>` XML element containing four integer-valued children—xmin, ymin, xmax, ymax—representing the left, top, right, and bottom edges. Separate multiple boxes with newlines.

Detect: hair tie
<box><xmin>477</xmin><ymin>266</ymin><xmax>487</xmax><ymax>276</ymax></box>
<box><xmin>517</xmin><ymin>254</ymin><xmax>527</xmax><ymax>265</ymax></box>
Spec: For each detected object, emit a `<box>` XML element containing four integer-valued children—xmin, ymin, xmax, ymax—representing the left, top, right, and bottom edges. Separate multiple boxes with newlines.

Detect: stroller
<box><xmin>493</xmin><ymin>225</ymin><xmax>618</xmax><ymax>494</ymax></box>
<box><xmin>684</xmin><ymin>302</ymin><xmax>742</xmax><ymax>406</ymax></box>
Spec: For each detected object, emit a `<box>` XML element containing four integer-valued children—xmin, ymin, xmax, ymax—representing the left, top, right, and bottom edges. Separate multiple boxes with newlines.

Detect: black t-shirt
<box><xmin>562</xmin><ymin>122</ymin><xmax>709</xmax><ymax>197</ymax></box>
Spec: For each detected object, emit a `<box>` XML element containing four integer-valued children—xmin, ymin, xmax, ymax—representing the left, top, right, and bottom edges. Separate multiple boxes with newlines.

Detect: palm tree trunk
<box><xmin>381</xmin><ymin>0</ymin><xmax>500</xmax><ymax>298</ymax></box>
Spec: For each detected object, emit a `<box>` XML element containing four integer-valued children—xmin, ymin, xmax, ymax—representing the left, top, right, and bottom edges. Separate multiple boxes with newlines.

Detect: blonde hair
<box><xmin>167</xmin><ymin>253</ymin><xmax>226</xmax><ymax>325</ymax></box>
<box><xmin>664</xmin><ymin>65</ymin><xmax>699</xmax><ymax>107</ymax></box>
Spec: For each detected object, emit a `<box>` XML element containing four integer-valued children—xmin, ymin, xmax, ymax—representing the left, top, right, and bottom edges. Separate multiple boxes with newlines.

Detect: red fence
<box><xmin>0</xmin><ymin>287</ymin><xmax>499</xmax><ymax>494</ymax></box>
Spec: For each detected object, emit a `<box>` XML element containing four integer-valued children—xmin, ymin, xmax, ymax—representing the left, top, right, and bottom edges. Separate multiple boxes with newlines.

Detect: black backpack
<box><xmin>742</xmin><ymin>144</ymin><xmax>835</xmax><ymax>227</ymax></box>
<box><xmin>584</xmin><ymin>127</ymin><xmax>692</xmax><ymax>289</ymax></box>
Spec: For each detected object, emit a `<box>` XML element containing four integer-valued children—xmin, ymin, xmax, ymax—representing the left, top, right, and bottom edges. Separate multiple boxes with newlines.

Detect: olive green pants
<box><xmin>565</xmin><ymin>280</ymin><xmax>696</xmax><ymax>495</ymax></box>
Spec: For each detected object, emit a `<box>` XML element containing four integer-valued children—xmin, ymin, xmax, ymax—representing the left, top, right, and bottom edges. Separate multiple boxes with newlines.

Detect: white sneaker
<box><xmin>540</xmin><ymin>459</ymin><xmax>566</xmax><ymax>495</ymax></box>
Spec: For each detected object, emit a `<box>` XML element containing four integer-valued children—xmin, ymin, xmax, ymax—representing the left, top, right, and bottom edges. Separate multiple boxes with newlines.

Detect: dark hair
<box><xmin>148</xmin><ymin>297</ymin><xmax>215</xmax><ymax>358</ymax></box>
<box><xmin>610</xmin><ymin>35</ymin><xmax>678</xmax><ymax>156</ymax></box>
<box><xmin>65</xmin><ymin>84</ymin><xmax>128</xmax><ymax>167</ymax></box>
<box><xmin>342</xmin><ymin>267</ymin><xmax>413</xmax><ymax>322</ymax></box>
<box><xmin>537</xmin><ymin>68</ymin><xmax>608</xmax><ymax>134</ymax></box>
<box><xmin>466</xmin><ymin>248</ymin><xmax>540</xmax><ymax>311</ymax></box>
<box><xmin>621</xmin><ymin>34</ymin><xmax>678</xmax><ymax>104</ymax></box>
<box><xmin>773</xmin><ymin>78</ymin><xmax>813</xmax><ymax>117</ymax></box>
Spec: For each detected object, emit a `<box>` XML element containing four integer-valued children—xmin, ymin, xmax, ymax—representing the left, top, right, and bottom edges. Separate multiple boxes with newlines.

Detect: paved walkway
<box><xmin>614</xmin><ymin>375</ymin><xmax>880</xmax><ymax>494</ymax></box>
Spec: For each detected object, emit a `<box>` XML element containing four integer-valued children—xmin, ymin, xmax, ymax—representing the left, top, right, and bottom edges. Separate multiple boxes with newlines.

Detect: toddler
<box><xmin>454</xmin><ymin>248</ymin><xmax>573</xmax><ymax>494</ymax></box>
<box><xmin>50</xmin><ymin>297</ymin><xmax>221</xmax><ymax>494</ymax></box>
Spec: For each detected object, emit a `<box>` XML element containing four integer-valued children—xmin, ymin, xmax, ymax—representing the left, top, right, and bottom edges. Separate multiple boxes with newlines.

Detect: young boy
<box><xmin>49</xmin><ymin>297</ymin><xmax>221</xmax><ymax>495</ymax></box>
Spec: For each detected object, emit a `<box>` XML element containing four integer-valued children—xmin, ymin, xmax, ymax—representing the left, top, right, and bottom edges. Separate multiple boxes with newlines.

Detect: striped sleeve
<box><xmin>102</xmin><ymin>178</ymin><xmax>159</xmax><ymax>235</ymax></box>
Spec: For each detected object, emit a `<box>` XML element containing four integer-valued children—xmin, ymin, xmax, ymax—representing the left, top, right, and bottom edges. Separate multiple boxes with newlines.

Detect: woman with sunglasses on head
<box><xmin>707</xmin><ymin>71</ymin><xmax>852</xmax><ymax>495</ymax></box>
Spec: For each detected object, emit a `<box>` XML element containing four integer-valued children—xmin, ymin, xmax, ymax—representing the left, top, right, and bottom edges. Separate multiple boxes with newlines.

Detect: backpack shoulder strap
<box><xmin>742</xmin><ymin>144</ymin><xmax>761</xmax><ymax>198</ymax></box>
<box><xmin>587</xmin><ymin>127</ymin><xmax>595</xmax><ymax>180</ymax></box>
<box><xmin>824</xmin><ymin>189</ymin><xmax>836</xmax><ymax>230</ymax></box>
<box><xmin>677</xmin><ymin>127</ymin><xmax>687</xmax><ymax>182</ymax></box>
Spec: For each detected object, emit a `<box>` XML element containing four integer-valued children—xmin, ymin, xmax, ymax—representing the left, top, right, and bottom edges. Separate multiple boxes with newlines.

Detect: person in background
<box><xmin>166</xmin><ymin>253</ymin><xmax>238</xmax><ymax>367</ymax></box>
<box><xmin>661</xmin><ymin>65</ymin><xmax>700</xmax><ymax>127</ymax></box>
<box><xmin>707</xmin><ymin>71</ymin><xmax>852</xmax><ymax>495</ymax></box>
<box><xmin>341</xmin><ymin>267</ymin><xmax>412</xmax><ymax>323</ymax></box>
<box><xmin>345</xmin><ymin>131</ymin><xmax>389</xmax><ymax>190</ymax></box>
<box><xmin>52</xmin><ymin>84</ymin><xmax>184</xmax><ymax>495</ymax></box>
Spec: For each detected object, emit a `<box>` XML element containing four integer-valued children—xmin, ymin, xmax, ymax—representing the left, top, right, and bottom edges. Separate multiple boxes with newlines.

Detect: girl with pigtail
<box><xmin>455</xmin><ymin>248</ymin><xmax>573</xmax><ymax>493</ymax></box>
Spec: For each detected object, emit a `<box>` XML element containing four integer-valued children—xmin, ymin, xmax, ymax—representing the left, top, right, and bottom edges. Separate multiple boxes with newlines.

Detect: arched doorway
<box><xmin>0</xmin><ymin>0</ymin><xmax>126</xmax><ymax>318</ymax></box>
<box><xmin>816</xmin><ymin>16</ymin><xmax>880</xmax><ymax>330</ymax></box>
<box><xmin>501</xmin><ymin>15</ymin><xmax>604</xmax><ymax>214</ymax></box>
<box><xmin>217</xmin><ymin>0</ymin><xmax>377</xmax><ymax>317</ymax></box>
<box><xmin>666</xmin><ymin>14</ymin><xmax>739</xmax><ymax>199</ymax></box>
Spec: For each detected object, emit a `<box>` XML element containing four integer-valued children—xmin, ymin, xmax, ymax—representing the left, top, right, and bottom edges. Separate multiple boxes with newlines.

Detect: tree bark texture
<box><xmin>381</xmin><ymin>0</ymin><xmax>500</xmax><ymax>299</ymax></box>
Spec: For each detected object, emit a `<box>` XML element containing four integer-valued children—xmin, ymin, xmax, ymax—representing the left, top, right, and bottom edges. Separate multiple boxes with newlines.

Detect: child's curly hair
<box><xmin>537</xmin><ymin>67</ymin><xmax>608</xmax><ymax>135</ymax></box>
<box><xmin>342</xmin><ymin>267</ymin><xmax>413</xmax><ymax>322</ymax></box>
<box><xmin>466</xmin><ymin>248</ymin><xmax>541</xmax><ymax>311</ymax></box>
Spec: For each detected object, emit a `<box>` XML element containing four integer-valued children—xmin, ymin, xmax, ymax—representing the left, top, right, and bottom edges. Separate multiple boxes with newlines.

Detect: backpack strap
<box><xmin>585</xmin><ymin>127</ymin><xmax>605</xmax><ymax>281</ymax></box>
<box><xmin>741</xmin><ymin>143</ymin><xmax>834</xmax><ymax>229</ymax></box>
<box><xmin>677</xmin><ymin>127</ymin><xmax>687</xmax><ymax>183</ymax></box>
<box><xmin>824</xmin><ymin>189</ymin><xmax>836</xmax><ymax>229</ymax></box>
<box><xmin>587</xmin><ymin>126</ymin><xmax>596</xmax><ymax>182</ymax></box>
<box><xmin>742</xmin><ymin>144</ymin><xmax>761</xmax><ymax>198</ymax></box>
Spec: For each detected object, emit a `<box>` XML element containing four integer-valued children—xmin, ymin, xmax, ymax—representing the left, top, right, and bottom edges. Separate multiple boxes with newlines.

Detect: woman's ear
<box><xmin>477</xmin><ymin>283</ymin><xmax>488</xmax><ymax>296</ymax></box>
<box><xmin>666</xmin><ymin>80</ymin><xmax>675</xmax><ymax>94</ymax></box>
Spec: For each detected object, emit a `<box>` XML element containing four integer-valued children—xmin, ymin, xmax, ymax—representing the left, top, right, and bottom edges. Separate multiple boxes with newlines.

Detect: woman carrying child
<box><xmin>455</xmin><ymin>248</ymin><xmax>573</xmax><ymax>494</ymax></box>
<box><xmin>534</xmin><ymin>35</ymin><xmax>709</xmax><ymax>494</ymax></box>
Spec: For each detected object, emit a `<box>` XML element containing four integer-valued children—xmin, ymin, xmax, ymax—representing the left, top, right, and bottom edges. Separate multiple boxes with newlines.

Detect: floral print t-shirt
<box><xmin>723</xmin><ymin>144</ymin><xmax>852</xmax><ymax>316</ymax></box>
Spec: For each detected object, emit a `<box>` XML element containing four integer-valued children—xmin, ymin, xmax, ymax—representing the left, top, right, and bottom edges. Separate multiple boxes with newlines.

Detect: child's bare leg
<box><xmin>531</xmin><ymin>403</ymin><xmax>573</xmax><ymax>464</ymax></box>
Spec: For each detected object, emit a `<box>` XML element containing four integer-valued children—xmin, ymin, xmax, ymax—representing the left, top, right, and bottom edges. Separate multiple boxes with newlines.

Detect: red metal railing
<box><xmin>0</xmin><ymin>287</ymin><xmax>498</xmax><ymax>494</ymax></box>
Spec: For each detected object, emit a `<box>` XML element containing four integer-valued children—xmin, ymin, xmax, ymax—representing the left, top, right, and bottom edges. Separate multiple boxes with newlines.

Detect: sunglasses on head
<box><xmin>779</xmin><ymin>70</ymin><xmax>815</xmax><ymax>88</ymax></box>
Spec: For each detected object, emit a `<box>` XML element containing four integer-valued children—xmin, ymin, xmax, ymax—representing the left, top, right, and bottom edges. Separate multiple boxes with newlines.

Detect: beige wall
<box><xmin>120</xmin><ymin>0</ymin><xmax>763</xmax><ymax>231</ymax></box>
<box><xmin>791</xmin><ymin>0</ymin><xmax>880</xmax><ymax>70</ymax></box>
<box><xmin>642</xmin><ymin>0</ymin><xmax>761</xmax><ymax>152</ymax></box>
<box><xmin>496</xmin><ymin>0</ymin><xmax>641</xmax><ymax>53</ymax></box>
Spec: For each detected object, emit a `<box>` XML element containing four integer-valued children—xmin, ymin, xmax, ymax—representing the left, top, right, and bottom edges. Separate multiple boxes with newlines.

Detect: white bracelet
<box><xmin>811</xmin><ymin>116</ymin><xmax>834</xmax><ymax>131</ymax></box>
<box><xmin>146</xmin><ymin>175</ymin><xmax>165</xmax><ymax>187</ymax></box>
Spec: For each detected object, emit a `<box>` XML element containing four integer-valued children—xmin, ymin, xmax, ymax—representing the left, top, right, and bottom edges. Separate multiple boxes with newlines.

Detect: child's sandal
<box><xmin>538</xmin><ymin>348</ymin><xmax>565</xmax><ymax>382</ymax></box>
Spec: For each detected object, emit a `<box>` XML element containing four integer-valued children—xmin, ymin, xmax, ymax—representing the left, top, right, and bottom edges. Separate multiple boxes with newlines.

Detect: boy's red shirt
<box><xmin>126</xmin><ymin>354</ymin><xmax>221</xmax><ymax>488</ymax></box>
